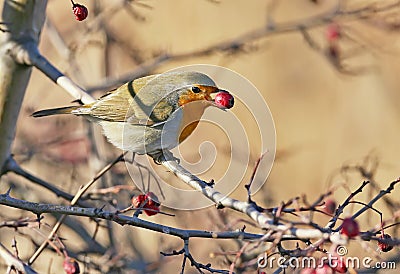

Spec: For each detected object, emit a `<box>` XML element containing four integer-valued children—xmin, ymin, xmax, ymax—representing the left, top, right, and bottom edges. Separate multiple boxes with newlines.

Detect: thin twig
<box><xmin>28</xmin><ymin>152</ymin><xmax>126</xmax><ymax>264</ymax></box>
<box><xmin>0</xmin><ymin>242</ymin><xmax>37</xmax><ymax>274</ymax></box>
<box><xmin>244</xmin><ymin>152</ymin><xmax>267</xmax><ymax>197</ymax></box>
<box><xmin>342</xmin><ymin>178</ymin><xmax>400</xmax><ymax>229</ymax></box>
<box><xmin>3</xmin><ymin>156</ymin><xmax>90</xmax><ymax>207</ymax></box>
<box><xmin>0</xmin><ymin>217</ymin><xmax>40</xmax><ymax>229</ymax></box>
<box><xmin>326</xmin><ymin>181</ymin><xmax>369</xmax><ymax>229</ymax></box>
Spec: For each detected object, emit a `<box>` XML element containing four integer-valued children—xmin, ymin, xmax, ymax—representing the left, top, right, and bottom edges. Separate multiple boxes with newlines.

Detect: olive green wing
<box><xmin>84</xmin><ymin>74</ymin><xmax>175</xmax><ymax>125</ymax></box>
<box><xmin>85</xmin><ymin>75</ymin><xmax>156</xmax><ymax>122</ymax></box>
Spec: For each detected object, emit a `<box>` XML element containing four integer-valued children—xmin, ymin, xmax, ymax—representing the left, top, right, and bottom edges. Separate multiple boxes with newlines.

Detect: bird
<box><xmin>32</xmin><ymin>71</ymin><xmax>234</xmax><ymax>160</ymax></box>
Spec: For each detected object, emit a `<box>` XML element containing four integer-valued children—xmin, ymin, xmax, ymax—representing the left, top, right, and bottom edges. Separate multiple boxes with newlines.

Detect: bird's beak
<box><xmin>201</xmin><ymin>86</ymin><xmax>219</xmax><ymax>100</ymax></box>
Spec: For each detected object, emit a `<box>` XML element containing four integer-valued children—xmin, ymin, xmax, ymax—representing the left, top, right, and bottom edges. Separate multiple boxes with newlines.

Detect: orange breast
<box><xmin>179</xmin><ymin>121</ymin><xmax>199</xmax><ymax>143</ymax></box>
<box><xmin>177</xmin><ymin>103</ymin><xmax>208</xmax><ymax>143</ymax></box>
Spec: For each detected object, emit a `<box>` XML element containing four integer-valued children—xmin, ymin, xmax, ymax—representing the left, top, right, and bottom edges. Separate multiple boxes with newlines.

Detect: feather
<box><xmin>31</xmin><ymin>106</ymin><xmax>80</xmax><ymax>117</ymax></box>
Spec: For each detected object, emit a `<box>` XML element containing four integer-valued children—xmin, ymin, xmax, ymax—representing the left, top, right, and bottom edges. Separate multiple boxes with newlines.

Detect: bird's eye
<box><xmin>191</xmin><ymin>86</ymin><xmax>201</xmax><ymax>93</ymax></box>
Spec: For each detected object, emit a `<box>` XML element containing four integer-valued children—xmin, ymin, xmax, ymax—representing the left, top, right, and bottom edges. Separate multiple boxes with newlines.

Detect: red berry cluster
<box><xmin>71</xmin><ymin>0</ymin><xmax>88</xmax><ymax>21</ymax></box>
<box><xmin>131</xmin><ymin>192</ymin><xmax>160</xmax><ymax>216</ymax></box>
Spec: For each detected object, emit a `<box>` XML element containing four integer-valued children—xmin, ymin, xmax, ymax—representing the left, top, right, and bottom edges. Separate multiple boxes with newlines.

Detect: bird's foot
<box><xmin>148</xmin><ymin>151</ymin><xmax>163</xmax><ymax>165</ymax></box>
<box><xmin>147</xmin><ymin>150</ymin><xmax>180</xmax><ymax>165</ymax></box>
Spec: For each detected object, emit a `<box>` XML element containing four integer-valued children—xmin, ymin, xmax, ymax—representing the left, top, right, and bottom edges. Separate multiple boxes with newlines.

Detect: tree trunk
<box><xmin>0</xmin><ymin>0</ymin><xmax>47</xmax><ymax>172</ymax></box>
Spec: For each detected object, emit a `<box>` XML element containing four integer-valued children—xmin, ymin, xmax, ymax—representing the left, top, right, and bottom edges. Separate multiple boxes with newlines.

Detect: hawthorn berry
<box><xmin>340</xmin><ymin>217</ymin><xmax>360</xmax><ymax>238</ymax></box>
<box><xmin>71</xmin><ymin>1</ymin><xmax>88</xmax><ymax>21</ymax></box>
<box><xmin>332</xmin><ymin>256</ymin><xmax>347</xmax><ymax>273</ymax></box>
<box><xmin>214</xmin><ymin>91</ymin><xmax>234</xmax><ymax>109</ymax></box>
<box><xmin>326</xmin><ymin>23</ymin><xmax>341</xmax><ymax>42</ymax></box>
<box><xmin>323</xmin><ymin>198</ymin><xmax>337</xmax><ymax>215</ymax></box>
<box><xmin>63</xmin><ymin>257</ymin><xmax>80</xmax><ymax>274</ymax></box>
<box><xmin>131</xmin><ymin>192</ymin><xmax>160</xmax><ymax>216</ymax></box>
<box><xmin>378</xmin><ymin>234</ymin><xmax>394</xmax><ymax>252</ymax></box>
<box><xmin>315</xmin><ymin>263</ymin><xmax>334</xmax><ymax>274</ymax></box>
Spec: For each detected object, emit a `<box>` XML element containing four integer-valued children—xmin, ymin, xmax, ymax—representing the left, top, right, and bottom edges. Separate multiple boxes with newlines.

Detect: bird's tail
<box><xmin>32</xmin><ymin>106</ymin><xmax>80</xmax><ymax>117</ymax></box>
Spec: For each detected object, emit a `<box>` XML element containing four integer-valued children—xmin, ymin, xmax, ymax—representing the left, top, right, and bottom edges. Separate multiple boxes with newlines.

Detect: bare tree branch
<box><xmin>28</xmin><ymin>152</ymin><xmax>126</xmax><ymax>264</ymax></box>
<box><xmin>0</xmin><ymin>191</ymin><xmax>266</xmax><ymax>242</ymax></box>
<box><xmin>158</xmin><ymin>151</ymin><xmax>331</xmax><ymax>241</ymax></box>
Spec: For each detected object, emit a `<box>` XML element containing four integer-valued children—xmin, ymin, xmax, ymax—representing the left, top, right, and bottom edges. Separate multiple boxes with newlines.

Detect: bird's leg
<box><xmin>147</xmin><ymin>150</ymin><xmax>180</xmax><ymax>165</ymax></box>
<box><xmin>147</xmin><ymin>150</ymin><xmax>164</xmax><ymax>165</ymax></box>
<box><xmin>161</xmin><ymin>150</ymin><xmax>181</xmax><ymax>164</ymax></box>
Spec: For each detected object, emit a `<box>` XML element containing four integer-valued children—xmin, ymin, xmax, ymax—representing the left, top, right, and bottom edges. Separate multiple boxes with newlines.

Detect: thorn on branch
<box><xmin>71</xmin><ymin>98</ymin><xmax>84</xmax><ymax>105</ymax></box>
<box><xmin>5</xmin><ymin>187</ymin><xmax>12</xmax><ymax>197</ymax></box>
<box><xmin>99</xmin><ymin>204</ymin><xmax>106</xmax><ymax>212</ymax></box>
<box><xmin>216</xmin><ymin>202</ymin><xmax>225</xmax><ymax>209</ymax></box>
<box><xmin>206</xmin><ymin>179</ymin><xmax>215</xmax><ymax>187</ymax></box>
<box><xmin>36</xmin><ymin>214</ymin><xmax>42</xmax><ymax>229</ymax></box>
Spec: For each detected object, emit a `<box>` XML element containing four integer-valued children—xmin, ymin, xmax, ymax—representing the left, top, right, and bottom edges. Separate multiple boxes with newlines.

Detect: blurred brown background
<box><xmin>1</xmin><ymin>0</ymin><xmax>400</xmax><ymax>273</ymax></box>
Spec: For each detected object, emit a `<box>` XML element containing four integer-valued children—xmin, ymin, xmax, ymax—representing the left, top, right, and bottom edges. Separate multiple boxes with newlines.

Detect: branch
<box><xmin>0</xmin><ymin>217</ymin><xmax>40</xmax><ymax>229</ymax></box>
<box><xmin>0</xmin><ymin>0</ymin><xmax>48</xmax><ymax>173</ymax></box>
<box><xmin>158</xmin><ymin>151</ymin><xmax>332</xmax><ymax>241</ymax></box>
<box><xmin>345</xmin><ymin>178</ymin><xmax>400</xmax><ymax>227</ymax></box>
<box><xmin>326</xmin><ymin>181</ymin><xmax>370</xmax><ymax>229</ymax></box>
<box><xmin>24</xmin><ymin>48</ymin><xmax>95</xmax><ymax>104</ymax></box>
<box><xmin>85</xmin><ymin>1</ymin><xmax>400</xmax><ymax>92</ymax></box>
<box><xmin>0</xmin><ymin>191</ymin><xmax>266</xmax><ymax>241</ymax></box>
<box><xmin>162</xmin><ymin>239</ymin><xmax>230</xmax><ymax>274</ymax></box>
<box><xmin>28</xmin><ymin>152</ymin><xmax>126</xmax><ymax>264</ymax></box>
<box><xmin>3</xmin><ymin>156</ymin><xmax>90</xmax><ymax>207</ymax></box>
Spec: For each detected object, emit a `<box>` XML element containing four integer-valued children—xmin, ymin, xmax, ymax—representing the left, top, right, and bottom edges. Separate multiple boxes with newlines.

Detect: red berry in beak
<box><xmin>214</xmin><ymin>91</ymin><xmax>234</xmax><ymax>109</ymax></box>
<box><xmin>72</xmin><ymin>3</ymin><xmax>88</xmax><ymax>21</ymax></box>
<box><xmin>340</xmin><ymin>217</ymin><xmax>360</xmax><ymax>238</ymax></box>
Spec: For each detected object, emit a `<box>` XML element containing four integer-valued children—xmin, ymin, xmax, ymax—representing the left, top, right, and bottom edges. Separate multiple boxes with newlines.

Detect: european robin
<box><xmin>32</xmin><ymin>71</ymin><xmax>234</xmax><ymax>158</ymax></box>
